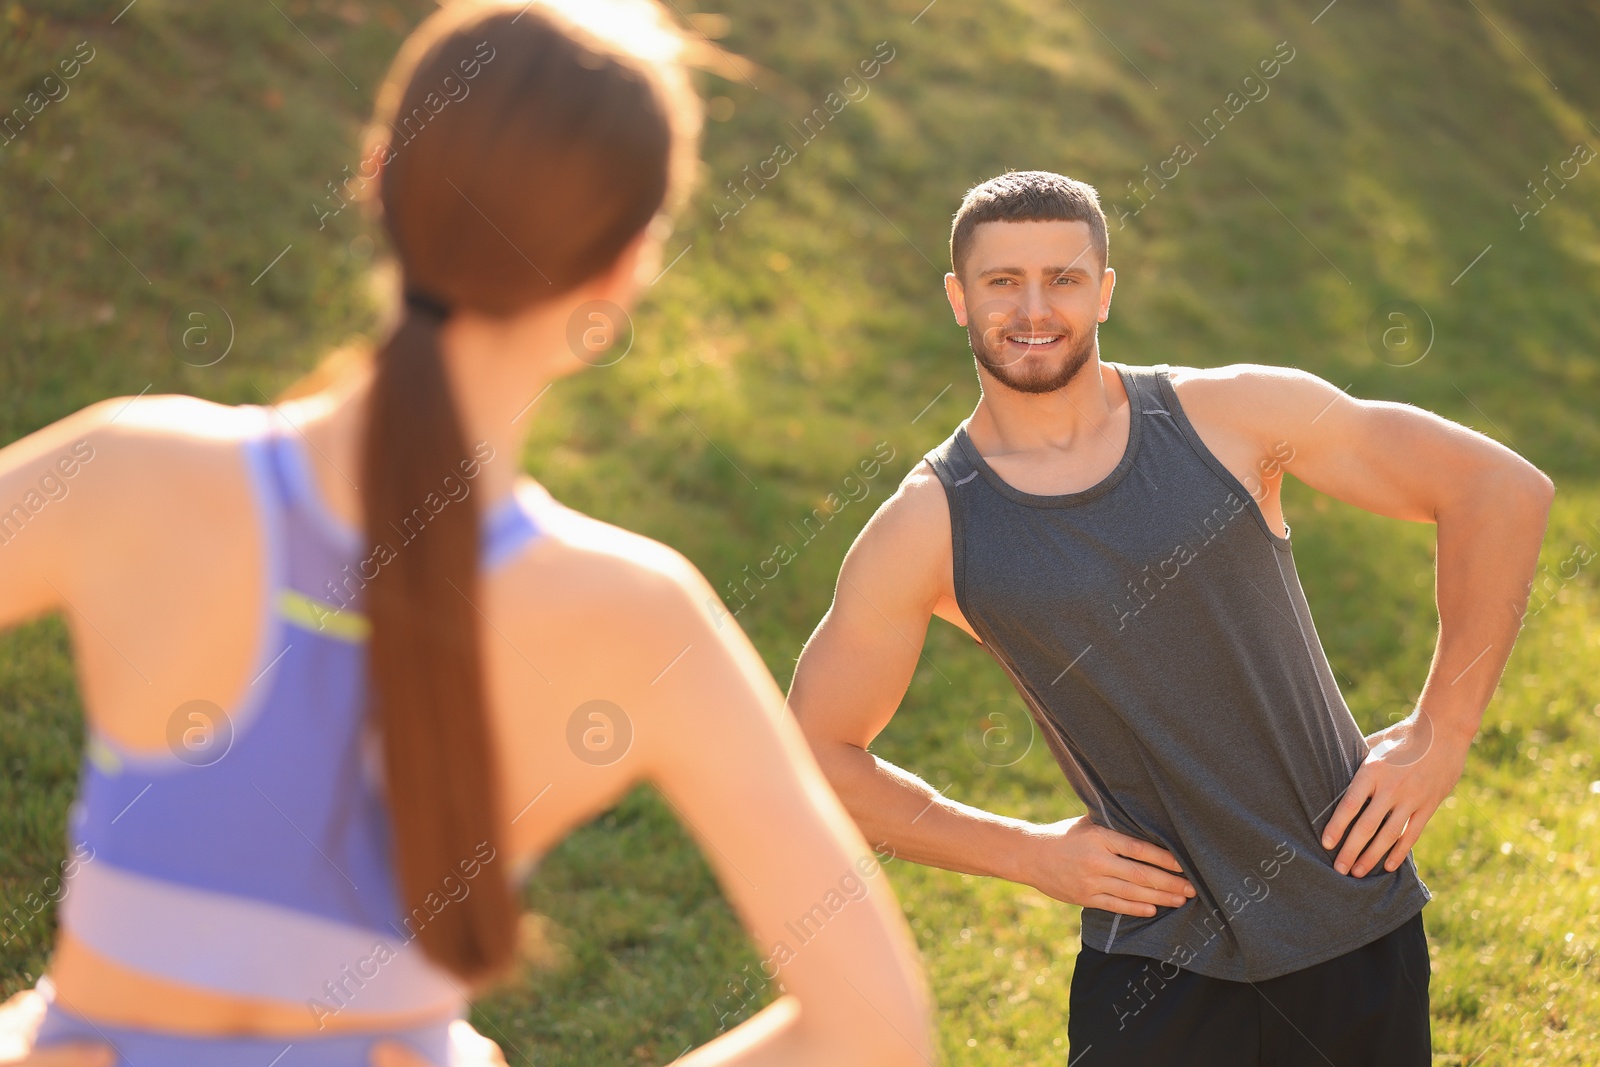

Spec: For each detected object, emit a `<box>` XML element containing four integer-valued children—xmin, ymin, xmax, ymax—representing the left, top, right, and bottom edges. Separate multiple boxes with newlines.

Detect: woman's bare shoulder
<box><xmin>491</xmin><ymin>485</ymin><xmax>728</xmax><ymax>676</ymax></box>
<box><xmin>1</xmin><ymin>395</ymin><xmax>263</xmax><ymax>571</ymax></box>
<box><xmin>64</xmin><ymin>394</ymin><xmax>268</xmax><ymax>480</ymax></box>
<box><xmin>511</xmin><ymin>484</ymin><xmax>711</xmax><ymax>605</ymax></box>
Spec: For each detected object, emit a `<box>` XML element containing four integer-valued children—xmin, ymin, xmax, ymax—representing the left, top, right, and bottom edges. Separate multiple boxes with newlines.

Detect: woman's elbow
<box><xmin>1486</xmin><ymin>452</ymin><xmax>1555</xmax><ymax>522</ymax></box>
<box><xmin>1513</xmin><ymin>459</ymin><xmax>1556</xmax><ymax>521</ymax></box>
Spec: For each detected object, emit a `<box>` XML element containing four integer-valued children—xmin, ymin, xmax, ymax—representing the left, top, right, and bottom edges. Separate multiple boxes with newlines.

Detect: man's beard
<box><xmin>967</xmin><ymin>316</ymin><xmax>1096</xmax><ymax>395</ymax></box>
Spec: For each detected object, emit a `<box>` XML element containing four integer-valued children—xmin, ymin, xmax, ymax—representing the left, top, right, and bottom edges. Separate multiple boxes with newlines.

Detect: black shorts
<box><xmin>1067</xmin><ymin>911</ymin><xmax>1431</xmax><ymax>1066</ymax></box>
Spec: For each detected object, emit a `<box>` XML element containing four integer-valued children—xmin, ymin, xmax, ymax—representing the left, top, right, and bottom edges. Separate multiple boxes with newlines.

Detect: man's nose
<box><xmin>1020</xmin><ymin>282</ymin><xmax>1054</xmax><ymax>326</ymax></box>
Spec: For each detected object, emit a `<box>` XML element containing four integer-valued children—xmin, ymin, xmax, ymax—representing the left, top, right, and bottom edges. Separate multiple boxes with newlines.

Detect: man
<box><xmin>789</xmin><ymin>170</ymin><xmax>1553</xmax><ymax>1065</ymax></box>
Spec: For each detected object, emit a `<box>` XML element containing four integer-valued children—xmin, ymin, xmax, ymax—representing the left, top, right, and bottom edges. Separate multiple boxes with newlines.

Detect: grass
<box><xmin>3</xmin><ymin>0</ymin><xmax>1598</xmax><ymax>1063</ymax></box>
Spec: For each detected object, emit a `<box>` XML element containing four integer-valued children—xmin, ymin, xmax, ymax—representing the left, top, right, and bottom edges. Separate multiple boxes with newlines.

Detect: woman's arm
<box><xmin>0</xmin><ymin>399</ymin><xmax>121</xmax><ymax>631</ymax></box>
<box><xmin>633</xmin><ymin>564</ymin><xmax>934</xmax><ymax>1067</ymax></box>
<box><xmin>491</xmin><ymin>514</ymin><xmax>935</xmax><ymax>1067</ymax></box>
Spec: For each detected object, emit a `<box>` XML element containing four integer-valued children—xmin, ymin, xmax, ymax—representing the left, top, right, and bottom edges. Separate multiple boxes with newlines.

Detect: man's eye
<box><xmin>1054</xmin><ymin>276</ymin><xmax>1075</xmax><ymax>284</ymax></box>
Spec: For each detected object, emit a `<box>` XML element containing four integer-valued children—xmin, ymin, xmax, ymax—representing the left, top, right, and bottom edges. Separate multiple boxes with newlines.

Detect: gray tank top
<box><xmin>924</xmin><ymin>362</ymin><xmax>1430</xmax><ymax>983</ymax></box>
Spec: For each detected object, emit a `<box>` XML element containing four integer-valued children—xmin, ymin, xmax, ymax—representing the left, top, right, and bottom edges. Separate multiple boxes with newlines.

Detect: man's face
<box><xmin>944</xmin><ymin>220</ymin><xmax>1115</xmax><ymax>395</ymax></box>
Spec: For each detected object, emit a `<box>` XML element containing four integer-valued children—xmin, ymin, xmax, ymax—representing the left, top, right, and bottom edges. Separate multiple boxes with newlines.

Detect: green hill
<box><xmin>3</xmin><ymin>0</ymin><xmax>1597</xmax><ymax>1063</ymax></box>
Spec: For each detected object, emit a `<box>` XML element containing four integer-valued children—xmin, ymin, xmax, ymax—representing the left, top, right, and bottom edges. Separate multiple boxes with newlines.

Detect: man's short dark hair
<box><xmin>949</xmin><ymin>171</ymin><xmax>1109</xmax><ymax>280</ymax></box>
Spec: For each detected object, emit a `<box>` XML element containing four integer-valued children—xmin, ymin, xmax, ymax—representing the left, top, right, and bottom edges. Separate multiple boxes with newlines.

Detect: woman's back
<box><xmin>34</xmin><ymin>382</ymin><xmax>676</xmax><ymax>1020</ymax></box>
<box><xmin>50</xmin><ymin>395</ymin><xmax>553</xmax><ymax>1030</ymax></box>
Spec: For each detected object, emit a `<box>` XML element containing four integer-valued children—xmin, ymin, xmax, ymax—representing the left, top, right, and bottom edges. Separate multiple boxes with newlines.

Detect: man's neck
<box><xmin>965</xmin><ymin>352</ymin><xmax>1126</xmax><ymax>459</ymax></box>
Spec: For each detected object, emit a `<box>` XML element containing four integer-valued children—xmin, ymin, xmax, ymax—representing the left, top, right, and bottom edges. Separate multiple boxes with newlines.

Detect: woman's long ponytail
<box><xmin>347</xmin><ymin>1</ymin><xmax>702</xmax><ymax>987</ymax></box>
<box><xmin>359</xmin><ymin>294</ymin><xmax>516</xmax><ymax>984</ymax></box>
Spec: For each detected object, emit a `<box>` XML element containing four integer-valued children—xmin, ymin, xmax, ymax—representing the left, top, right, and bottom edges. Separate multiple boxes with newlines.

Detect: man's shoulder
<box><xmin>840</xmin><ymin>456</ymin><xmax>953</xmax><ymax>584</ymax></box>
<box><xmin>1171</xmin><ymin>367</ymin><xmax>1331</xmax><ymax>399</ymax></box>
<box><xmin>878</xmin><ymin>457</ymin><xmax>952</xmax><ymax>530</ymax></box>
<box><xmin>1165</xmin><ymin>361</ymin><xmax>1310</xmax><ymax>394</ymax></box>
<box><xmin>1164</xmin><ymin>363</ymin><xmax>1338</xmax><ymax>433</ymax></box>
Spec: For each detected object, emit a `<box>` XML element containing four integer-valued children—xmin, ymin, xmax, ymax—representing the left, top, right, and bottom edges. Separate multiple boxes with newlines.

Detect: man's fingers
<box><xmin>1352</xmin><ymin>811</ymin><xmax>1411</xmax><ymax>877</ymax></box>
<box><xmin>1086</xmin><ymin>893</ymin><xmax>1159</xmax><ymax>918</ymax></box>
<box><xmin>1334</xmin><ymin>796</ymin><xmax>1392</xmax><ymax>875</ymax></box>
<box><xmin>1086</xmin><ymin>873</ymin><xmax>1193</xmax><ymax>915</ymax></box>
<box><xmin>1109</xmin><ymin>857</ymin><xmax>1193</xmax><ymax>898</ymax></box>
<box><xmin>1322</xmin><ymin>770</ymin><xmax>1374</xmax><ymax>851</ymax></box>
<box><xmin>1101</xmin><ymin>877</ymin><xmax>1189</xmax><ymax>910</ymax></box>
<box><xmin>1109</xmin><ymin>833</ymin><xmax>1184</xmax><ymax>873</ymax></box>
<box><xmin>1384</xmin><ymin>813</ymin><xmax>1428</xmax><ymax>873</ymax></box>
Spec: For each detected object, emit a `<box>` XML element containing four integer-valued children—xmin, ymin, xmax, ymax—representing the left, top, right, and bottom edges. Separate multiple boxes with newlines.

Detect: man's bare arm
<box><xmin>1179</xmin><ymin>366</ymin><xmax>1554</xmax><ymax>878</ymax></box>
<box><xmin>789</xmin><ymin>464</ymin><xmax>1195</xmax><ymax>918</ymax></box>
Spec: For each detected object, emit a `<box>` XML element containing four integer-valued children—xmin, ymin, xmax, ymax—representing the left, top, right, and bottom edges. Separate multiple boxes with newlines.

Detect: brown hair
<box><xmin>296</xmin><ymin>0</ymin><xmax>700</xmax><ymax>986</ymax></box>
<box><xmin>949</xmin><ymin>170</ymin><xmax>1109</xmax><ymax>280</ymax></box>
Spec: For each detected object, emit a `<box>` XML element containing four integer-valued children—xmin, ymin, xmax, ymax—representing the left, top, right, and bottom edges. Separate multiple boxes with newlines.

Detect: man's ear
<box><xmin>1097</xmin><ymin>266</ymin><xmax>1116</xmax><ymax>323</ymax></box>
<box><xmin>944</xmin><ymin>271</ymin><xmax>968</xmax><ymax>327</ymax></box>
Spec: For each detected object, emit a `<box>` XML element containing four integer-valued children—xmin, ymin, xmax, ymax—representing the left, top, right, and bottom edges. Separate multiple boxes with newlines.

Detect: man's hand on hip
<box><xmin>1323</xmin><ymin>709</ymin><xmax>1472</xmax><ymax>878</ymax></box>
<box><xmin>1015</xmin><ymin>816</ymin><xmax>1196</xmax><ymax>917</ymax></box>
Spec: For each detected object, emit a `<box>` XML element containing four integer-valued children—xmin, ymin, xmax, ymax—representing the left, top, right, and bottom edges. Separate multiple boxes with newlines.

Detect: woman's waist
<box><xmin>46</xmin><ymin>932</ymin><xmax>463</xmax><ymax>1038</ymax></box>
<box><xmin>57</xmin><ymin>859</ymin><xmax>462</xmax><ymax>1017</ymax></box>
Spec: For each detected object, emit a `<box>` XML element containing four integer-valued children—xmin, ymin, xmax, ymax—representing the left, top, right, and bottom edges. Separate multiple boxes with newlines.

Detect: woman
<box><xmin>0</xmin><ymin>2</ymin><xmax>932</xmax><ymax>1063</ymax></box>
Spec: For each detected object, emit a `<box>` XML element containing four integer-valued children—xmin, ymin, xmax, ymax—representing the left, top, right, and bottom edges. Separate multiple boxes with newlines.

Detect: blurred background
<box><xmin>2</xmin><ymin>0</ymin><xmax>1597</xmax><ymax>1063</ymax></box>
